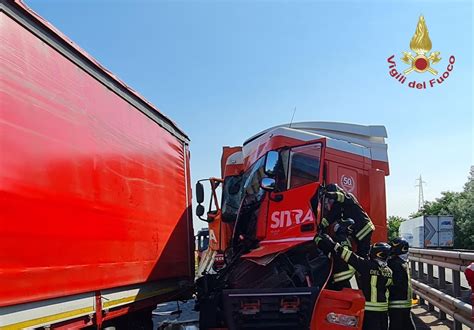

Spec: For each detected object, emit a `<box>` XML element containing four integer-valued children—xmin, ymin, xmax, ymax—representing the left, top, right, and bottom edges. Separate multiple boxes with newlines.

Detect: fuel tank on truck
<box><xmin>0</xmin><ymin>0</ymin><xmax>194</xmax><ymax>320</ymax></box>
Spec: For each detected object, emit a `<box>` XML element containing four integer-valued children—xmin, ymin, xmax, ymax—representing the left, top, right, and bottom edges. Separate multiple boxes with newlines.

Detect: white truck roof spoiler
<box><xmin>243</xmin><ymin>121</ymin><xmax>389</xmax><ymax>164</ymax></box>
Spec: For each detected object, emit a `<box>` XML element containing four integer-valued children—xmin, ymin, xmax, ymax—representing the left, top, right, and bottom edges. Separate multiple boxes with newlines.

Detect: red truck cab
<box><xmin>196</xmin><ymin>122</ymin><xmax>389</xmax><ymax>329</ymax></box>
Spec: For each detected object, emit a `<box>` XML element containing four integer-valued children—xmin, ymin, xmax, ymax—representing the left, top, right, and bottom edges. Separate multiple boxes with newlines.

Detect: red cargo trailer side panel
<box><xmin>0</xmin><ymin>9</ymin><xmax>193</xmax><ymax>307</ymax></box>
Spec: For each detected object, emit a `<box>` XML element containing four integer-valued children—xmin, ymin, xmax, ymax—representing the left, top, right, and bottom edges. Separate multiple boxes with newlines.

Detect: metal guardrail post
<box><xmin>438</xmin><ymin>266</ymin><xmax>446</xmax><ymax>290</ymax></box>
<box><xmin>455</xmin><ymin>316</ymin><xmax>465</xmax><ymax>330</ymax></box>
<box><xmin>427</xmin><ymin>264</ymin><xmax>435</xmax><ymax>311</ymax></box>
<box><xmin>410</xmin><ymin>261</ymin><xmax>417</xmax><ymax>299</ymax></box>
<box><xmin>418</xmin><ymin>261</ymin><xmax>424</xmax><ymax>280</ymax></box>
<box><xmin>438</xmin><ymin>309</ymin><xmax>446</xmax><ymax>320</ymax></box>
<box><xmin>452</xmin><ymin>270</ymin><xmax>461</xmax><ymax>297</ymax></box>
<box><xmin>427</xmin><ymin>264</ymin><xmax>433</xmax><ymax>284</ymax></box>
<box><xmin>410</xmin><ymin>260</ymin><xmax>416</xmax><ymax>278</ymax></box>
<box><xmin>438</xmin><ymin>266</ymin><xmax>447</xmax><ymax>320</ymax></box>
<box><xmin>418</xmin><ymin>261</ymin><xmax>425</xmax><ymax>305</ymax></box>
<box><xmin>453</xmin><ymin>319</ymin><xmax>462</xmax><ymax>330</ymax></box>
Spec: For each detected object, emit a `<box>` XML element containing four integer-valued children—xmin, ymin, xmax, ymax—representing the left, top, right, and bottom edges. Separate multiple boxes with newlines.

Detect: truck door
<box><xmin>195</xmin><ymin>178</ymin><xmax>234</xmax><ymax>253</ymax></box>
<box><xmin>263</xmin><ymin>141</ymin><xmax>325</xmax><ymax>242</ymax></box>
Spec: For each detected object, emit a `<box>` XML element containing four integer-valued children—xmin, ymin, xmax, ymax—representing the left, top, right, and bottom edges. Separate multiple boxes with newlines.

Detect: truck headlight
<box><xmin>326</xmin><ymin>312</ymin><xmax>358</xmax><ymax>327</ymax></box>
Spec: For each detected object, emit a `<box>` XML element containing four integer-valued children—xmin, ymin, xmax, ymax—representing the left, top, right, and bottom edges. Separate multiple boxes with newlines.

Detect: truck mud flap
<box><xmin>222</xmin><ymin>287</ymin><xmax>320</xmax><ymax>329</ymax></box>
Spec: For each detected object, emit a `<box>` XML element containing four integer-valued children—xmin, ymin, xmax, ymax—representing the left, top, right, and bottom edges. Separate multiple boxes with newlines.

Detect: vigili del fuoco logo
<box><xmin>387</xmin><ymin>15</ymin><xmax>455</xmax><ymax>89</ymax></box>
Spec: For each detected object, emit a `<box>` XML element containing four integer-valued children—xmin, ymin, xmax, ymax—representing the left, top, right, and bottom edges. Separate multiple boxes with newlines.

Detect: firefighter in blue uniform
<box><xmin>315</xmin><ymin>234</ymin><xmax>393</xmax><ymax>330</ymax></box>
<box><xmin>388</xmin><ymin>237</ymin><xmax>415</xmax><ymax>330</ymax></box>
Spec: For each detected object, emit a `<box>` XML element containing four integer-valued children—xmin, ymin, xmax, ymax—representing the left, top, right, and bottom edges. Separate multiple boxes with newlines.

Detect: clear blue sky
<box><xmin>27</xmin><ymin>0</ymin><xmax>473</xmax><ymax>230</ymax></box>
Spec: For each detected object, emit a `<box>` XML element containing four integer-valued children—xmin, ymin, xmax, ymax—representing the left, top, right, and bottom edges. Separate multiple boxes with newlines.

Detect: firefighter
<box><xmin>330</xmin><ymin>218</ymin><xmax>356</xmax><ymax>290</ymax></box>
<box><xmin>388</xmin><ymin>237</ymin><xmax>415</xmax><ymax>330</ymax></box>
<box><xmin>315</xmin><ymin>234</ymin><xmax>393</xmax><ymax>330</ymax></box>
<box><xmin>314</xmin><ymin>183</ymin><xmax>375</xmax><ymax>257</ymax></box>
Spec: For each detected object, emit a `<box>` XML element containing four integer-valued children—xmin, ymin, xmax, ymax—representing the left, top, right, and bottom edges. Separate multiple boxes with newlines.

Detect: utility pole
<box><xmin>415</xmin><ymin>175</ymin><xmax>426</xmax><ymax>211</ymax></box>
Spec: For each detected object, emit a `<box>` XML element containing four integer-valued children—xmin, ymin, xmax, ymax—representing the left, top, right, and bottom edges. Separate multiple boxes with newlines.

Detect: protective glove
<box><xmin>314</xmin><ymin>234</ymin><xmax>339</xmax><ymax>255</ymax></box>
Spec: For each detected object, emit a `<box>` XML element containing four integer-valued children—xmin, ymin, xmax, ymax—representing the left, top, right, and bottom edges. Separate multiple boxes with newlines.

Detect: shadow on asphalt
<box><xmin>153</xmin><ymin>300</ymin><xmax>198</xmax><ymax>329</ymax></box>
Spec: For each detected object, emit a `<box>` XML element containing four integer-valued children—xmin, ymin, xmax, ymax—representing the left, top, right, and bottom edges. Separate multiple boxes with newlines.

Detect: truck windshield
<box><xmin>221</xmin><ymin>175</ymin><xmax>244</xmax><ymax>223</ymax></box>
<box><xmin>241</xmin><ymin>156</ymin><xmax>266</xmax><ymax>205</ymax></box>
<box><xmin>221</xmin><ymin>156</ymin><xmax>267</xmax><ymax>224</ymax></box>
<box><xmin>232</xmin><ymin>157</ymin><xmax>266</xmax><ymax>241</ymax></box>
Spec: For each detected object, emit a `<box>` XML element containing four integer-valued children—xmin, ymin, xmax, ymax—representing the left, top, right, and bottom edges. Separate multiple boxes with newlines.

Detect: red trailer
<box><xmin>0</xmin><ymin>0</ymin><xmax>194</xmax><ymax>328</ymax></box>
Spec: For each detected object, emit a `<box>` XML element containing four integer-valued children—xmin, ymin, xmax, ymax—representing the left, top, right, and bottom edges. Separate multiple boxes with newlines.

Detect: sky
<box><xmin>26</xmin><ymin>0</ymin><xmax>473</xmax><ymax>231</ymax></box>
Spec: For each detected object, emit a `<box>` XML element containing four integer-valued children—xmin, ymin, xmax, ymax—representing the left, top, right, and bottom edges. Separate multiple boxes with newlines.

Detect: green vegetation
<box><xmin>387</xmin><ymin>215</ymin><xmax>405</xmax><ymax>241</ymax></box>
<box><xmin>388</xmin><ymin>168</ymin><xmax>473</xmax><ymax>249</ymax></box>
<box><xmin>410</xmin><ymin>167</ymin><xmax>474</xmax><ymax>250</ymax></box>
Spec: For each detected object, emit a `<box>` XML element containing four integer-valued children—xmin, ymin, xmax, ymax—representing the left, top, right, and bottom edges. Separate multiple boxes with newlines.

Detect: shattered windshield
<box><xmin>221</xmin><ymin>156</ymin><xmax>266</xmax><ymax>223</ymax></box>
<box><xmin>221</xmin><ymin>175</ymin><xmax>243</xmax><ymax>223</ymax></box>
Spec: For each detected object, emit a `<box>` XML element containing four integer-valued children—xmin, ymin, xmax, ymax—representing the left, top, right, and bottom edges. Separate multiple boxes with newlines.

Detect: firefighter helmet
<box><xmin>390</xmin><ymin>237</ymin><xmax>410</xmax><ymax>256</ymax></box>
<box><xmin>326</xmin><ymin>183</ymin><xmax>340</xmax><ymax>192</ymax></box>
<box><xmin>334</xmin><ymin>218</ymin><xmax>355</xmax><ymax>235</ymax></box>
<box><xmin>369</xmin><ymin>242</ymin><xmax>391</xmax><ymax>261</ymax></box>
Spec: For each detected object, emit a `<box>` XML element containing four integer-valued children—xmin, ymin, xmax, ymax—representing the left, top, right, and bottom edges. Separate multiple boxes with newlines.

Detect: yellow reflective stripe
<box><xmin>341</xmin><ymin>248</ymin><xmax>348</xmax><ymax>260</ymax></box>
<box><xmin>2</xmin><ymin>286</ymin><xmax>179</xmax><ymax>329</ymax></box>
<box><xmin>333</xmin><ymin>266</ymin><xmax>356</xmax><ymax>282</ymax></box>
<box><xmin>365</xmin><ymin>301</ymin><xmax>389</xmax><ymax>312</ymax></box>
<box><xmin>334</xmin><ymin>269</ymin><xmax>353</xmax><ymax>277</ymax></box>
<box><xmin>344</xmin><ymin>249</ymin><xmax>352</xmax><ymax>262</ymax></box>
<box><xmin>389</xmin><ymin>300</ymin><xmax>412</xmax><ymax>305</ymax></box>
<box><xmin>341</xmin><ymin>247</ymin><xmax>352</xmax><ymax>262</ymax></box>
<box><xmin>103</xmin><ymin>286</ymin><xmax>178</xmax><ymax>309</ymax></box>
<box><xmin>389</xmin><ymin>300</ymin><xmax>412</xmax><ymax>308</ymax></box>
<box><xmin>334</xmin><ymin>274</ymin><xmax>353</xmax><ymax>282</ymax></box>
<box><xmin>1</xmin><ymin>306</ymin><xmax>94</xmax><ymax>330</ymax></box>
<box><xmin>365</xmin><ymin>302</ymin><xmax>388</xmax><ymax>306</ymax></box>
<box><xmin>321</xmin><ymin>218</ymin><xmax>329</xmax><ymax>227</ymax></box>
<box><xmin>314</xmin><ymin>236</ymin><xmax>322</xmax><ymax>244</ymax></box>
<box><xmin>389</xmin><ymin>304</ymin><xmax>411</xmax><ymax>309</ymax></box>
<box><xmin>365</xmin><ymin>306</ymin><xmax>387</xmax><ymax>311</ymax></box>
<box><xmin>386</xmin><ymin>278</ymin><xmax>392</xmax><ymax>304</ymax></box>
<box><xmin>356</xmin><ymin>222</ymin><xmax>374</xmax><ymax>239</ymax></box>
<box><xmin>355</xmin><ymin>228</ymin><xmax>368</xmax><ymax>240</ymax></box>
<box><xmin>370</xmin><ymin>275</ymin><xmax>378</xmax><ymax>302</ymax></box>
<box><xmin>336</xmin><ymin>192</ymin><xmax>345</xmax><ymax>203</ymax></box>
<box><xmin>333</xmin><ymin>268</ymin><xmax>355</xmax><ymax>279</ymax></box>
<box><xmin>356</xmin><ymin>222</ymin><xmax>375</xmax><ymax>240</ymax></box>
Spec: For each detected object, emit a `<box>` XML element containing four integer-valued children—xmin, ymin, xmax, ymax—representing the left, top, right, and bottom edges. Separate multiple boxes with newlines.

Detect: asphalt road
<box><xmin>153</xmin><ymin>300</ymin><xmax>198</xmax><ymax>330</ymax></box>
<box><xmin>412</xmin><ymin>304</ymin><xmax>470</xmax><ymax>330</ymax></box>
<box><xmin>152</xmin><ymin>299</ymin><xmax>472</xmax><ymax>329</ymax></box>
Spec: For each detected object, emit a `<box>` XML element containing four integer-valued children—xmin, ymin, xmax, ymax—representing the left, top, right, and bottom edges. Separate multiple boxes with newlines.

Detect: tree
<box><xmin>409</xmin><ymin>168</ymin><xmax>474</xmax><ymax>250</ymax></box>
<box><xmin>387</xmin><ymin>215</ymin><xmax>405</xmax><ymax>241</ymax></box>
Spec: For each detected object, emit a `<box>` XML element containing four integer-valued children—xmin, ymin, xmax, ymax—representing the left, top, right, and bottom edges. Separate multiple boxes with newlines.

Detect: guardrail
<box><xmin>409</xmin><ymin>248</ymin><xmax>473</xmax><ymax>330</ymax></box>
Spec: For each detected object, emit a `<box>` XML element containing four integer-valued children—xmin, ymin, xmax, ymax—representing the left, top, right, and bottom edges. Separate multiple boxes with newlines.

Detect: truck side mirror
<box><xmin>264</xmin><ymin>151</ymin><xmax>279</xmax><ymax>177</ymax></box>
<box><xmin>260</xmin><ymin>177</ymin><xmax>276</xmax><ymax>191</ymax></box>
<box><xmin>196</xmin><ymin>182</ymin><xmax>204</xmax><ymax>204</ymax></box>
<box><xmin>196</xmin><ymin>204</ymin><xmax>205</xmax><ymax>217</ymax></box>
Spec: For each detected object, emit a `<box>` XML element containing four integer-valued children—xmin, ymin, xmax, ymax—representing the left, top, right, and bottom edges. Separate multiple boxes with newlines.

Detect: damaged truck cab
<box><xmin>196</xmin><ymin>122</ymin><xmax>389</xmax><ymax>329</ymax></box>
